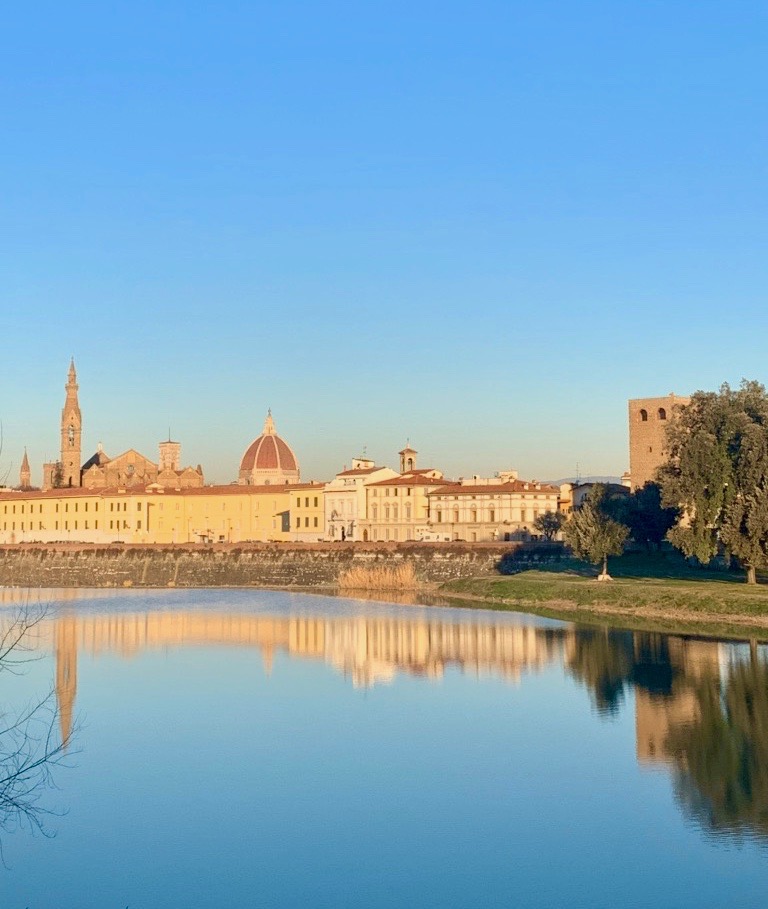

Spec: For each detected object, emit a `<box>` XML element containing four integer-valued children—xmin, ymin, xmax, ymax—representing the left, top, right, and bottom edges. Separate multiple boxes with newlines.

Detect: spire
<box><xmin>68</xmin><ymin>358</ymin><xmax>77</xmax><ymax>383</ymax></box>
<box><xmin>263</xmin><ymin>409</ymin><xmax>276</xmax><ymax>435</ymax></box>
<box><xmin>19</xmin><ymin>448</ymin><xmax>31</xmax><ymax>488</ymax></box>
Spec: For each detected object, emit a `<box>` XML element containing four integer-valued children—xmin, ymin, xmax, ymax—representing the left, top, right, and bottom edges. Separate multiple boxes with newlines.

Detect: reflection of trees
<box><xmin>567</xmin><ymin>629</ymin><xmax>684</xmax><ymax>716</ymax></box>
<box><xmin>0</xmin><ymin>607</ymin><xmax>73</xmax><ymax>848</ymax></box>
<box><xmin>566</xmin><ymin>629</ymin><xmax>634</xmax><ymax>715</ymax></box>
<box><xmin>669</xmin><ymin>656</ymin><xmax>768</xmax><ymax>839</ymax></box>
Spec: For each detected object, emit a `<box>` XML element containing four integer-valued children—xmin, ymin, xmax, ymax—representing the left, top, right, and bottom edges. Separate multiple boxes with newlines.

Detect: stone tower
<box><xmin>159</xmin><ymin>438</ymin><xmax>181</xmax><ymax>472</ymax></box>
<box><xmin>19</xmin><ymin>449</ymin><xmax>31</xmax><ymax>489</ymax></box>
<box><xmin>628</xmin><ymin>393</ymin><xmax>690</xmax><ymax>490</ymax></box>
<box><xmin>60</xmin><ymin>359</ymin><xmax>82</xmax><ymax>488</ymax></box>
<box><xmin>399</xmin><ymin>444</ymin><xmax>417</xmax><ymax>473</ymax></box>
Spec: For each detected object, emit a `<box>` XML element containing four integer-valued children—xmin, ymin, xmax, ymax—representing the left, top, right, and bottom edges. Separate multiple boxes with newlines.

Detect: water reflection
<box><xmin>35</xmin><ymin>601</ymin><xmax>768</xmax><ymax>844</ymax></box>
<box><xmin>0</xmin><ymin>607</ymin><xmax>73</xmax><ymax>844</ymax></box>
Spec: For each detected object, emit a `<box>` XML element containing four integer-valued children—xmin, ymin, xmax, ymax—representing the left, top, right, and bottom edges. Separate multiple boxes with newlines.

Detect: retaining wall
<box><xmin>0</xmin><ymin>542</ymin><xmax>517</xmax><ymax>589</ymax></box>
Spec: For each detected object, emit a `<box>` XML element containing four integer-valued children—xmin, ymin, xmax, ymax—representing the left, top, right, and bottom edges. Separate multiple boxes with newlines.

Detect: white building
<box><xmin>324</xmin><ymin>457</ymin><xmax>398</xmax><ymax>541</ymax></box>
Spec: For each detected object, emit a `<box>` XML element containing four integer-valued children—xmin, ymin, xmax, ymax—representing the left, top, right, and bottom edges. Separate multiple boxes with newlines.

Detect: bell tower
<box><xmin>60</xmin><ymin>359</ymin><xmax>82</xmax><ymax>487</ymax></box>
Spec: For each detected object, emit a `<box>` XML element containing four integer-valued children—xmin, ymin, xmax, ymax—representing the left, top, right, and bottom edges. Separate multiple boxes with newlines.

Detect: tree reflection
<box><xmin>0</xmin><ymin>606</ymin><xmax>73</xmax><ymax>850</ymax></box>
<box><xmin>566</xmin><ymin>628</ymin><xmax>635</xmax><ymax>715</ymax></box>
<box><xmin>669</xmin><ymin>656</ymin><xmax>768</xmax><ymax>839</ymax></box>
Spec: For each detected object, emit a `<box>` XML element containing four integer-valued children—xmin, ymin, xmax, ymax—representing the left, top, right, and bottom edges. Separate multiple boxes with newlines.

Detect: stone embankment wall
<box><xmin>0</xmin><ymin>542</ymin><xmax>516</xmax><ymax>589</ymax></box>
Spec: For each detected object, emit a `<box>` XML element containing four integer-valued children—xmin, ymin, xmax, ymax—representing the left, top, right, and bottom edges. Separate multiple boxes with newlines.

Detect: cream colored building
<box><xmin>360</xmin><ymin>467</ymin><xmax>454</xmax><ymax>542</ymax></box>
<box><xmin>324</xmin><ymin>456</ymin><xmax>398</xmax><ymax>541</ymax></box>
<box><xmin>427</xmin><ymin>472</ymin><xmax>560</xmax><ymax>542</ymax></box>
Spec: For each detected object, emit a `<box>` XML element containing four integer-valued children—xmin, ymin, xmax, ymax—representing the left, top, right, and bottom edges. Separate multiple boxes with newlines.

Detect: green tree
<box><xmin>533</xmin><ymin>510</ymin><xmax>565</xmax><ymax>541</ymax></box>
<box><xmin>604</xmin><ymin>482</ymin><xmax>678</xmax><ymax>549</ymax></box>
<box><xmin>563</xmin><ymin>485</ymin><xmax>629</xmax><ymax>577</ymax></box>
<box><xmin>660</xmin><ymin>380</ymin><xmax>768</xmax><ymax>584</ymax></box>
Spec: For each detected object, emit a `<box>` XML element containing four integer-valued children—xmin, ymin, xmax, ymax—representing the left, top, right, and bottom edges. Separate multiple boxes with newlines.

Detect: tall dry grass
<box><xmin>337</xmin><ymin>562</ymin><xmax>418</xmax><ymax>591</ymax></box>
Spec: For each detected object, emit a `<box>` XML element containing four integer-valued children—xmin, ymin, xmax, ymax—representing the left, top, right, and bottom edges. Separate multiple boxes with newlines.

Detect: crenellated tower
<box><xmin>60</xmin><ymin>359</ymin><xmax>82</xmax><ymax>487</ymax></box>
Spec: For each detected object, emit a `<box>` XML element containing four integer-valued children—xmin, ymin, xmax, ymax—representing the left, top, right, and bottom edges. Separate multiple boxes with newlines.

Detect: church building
<box><xmin>41</xmin><ymin>360</ymin><xmax>203</xmax><ymax>491</ymax></box>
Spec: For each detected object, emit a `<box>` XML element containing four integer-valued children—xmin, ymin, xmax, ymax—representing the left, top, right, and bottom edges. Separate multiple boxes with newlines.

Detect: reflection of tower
<box><xmin>60</xmin><ymin>359</ymin><xmax>82</xmax><ymax>487</ymax></box>
<box><xmin>55</xmin><ymin>615</ymin><xmax>78</xmax><ymax>747</ymax></box>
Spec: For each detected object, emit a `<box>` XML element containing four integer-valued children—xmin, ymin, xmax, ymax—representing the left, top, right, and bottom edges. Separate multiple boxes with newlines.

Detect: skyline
<box><xmin>2</xmin><ymin>2</ymin><xmax>766</xmax><ymax>483</ymax></box>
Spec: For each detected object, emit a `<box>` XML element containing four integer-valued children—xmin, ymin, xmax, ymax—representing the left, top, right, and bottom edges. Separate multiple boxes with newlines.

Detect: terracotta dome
<box><xmin>238</xmin><ymin>411</ymin><xmax>300</xmax><ymax>485</ymax></box>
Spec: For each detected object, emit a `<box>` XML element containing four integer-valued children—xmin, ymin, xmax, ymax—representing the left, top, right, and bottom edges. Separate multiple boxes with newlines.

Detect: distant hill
<box><xmin>544</xmin><ymin>476</ymin><xmax>624</xmax><ymax>486</ymax></box>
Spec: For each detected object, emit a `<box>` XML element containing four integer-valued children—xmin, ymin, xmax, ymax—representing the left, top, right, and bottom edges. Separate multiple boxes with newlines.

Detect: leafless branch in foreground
<box><xmin>0</xmin><ymin>605</ymin><xmax>77</xmax><ymax>859</ymax></box>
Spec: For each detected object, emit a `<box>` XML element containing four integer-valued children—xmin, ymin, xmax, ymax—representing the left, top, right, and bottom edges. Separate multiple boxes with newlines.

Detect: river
<box><xmin>1</xmin><ymin>588</ymin><xmax>767</xmax><ymax>908</ymax></box>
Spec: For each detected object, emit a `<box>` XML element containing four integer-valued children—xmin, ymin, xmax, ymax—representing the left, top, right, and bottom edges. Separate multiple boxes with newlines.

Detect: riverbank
<box><xmin>440</xmin><ymin>571</ymin><xmax>768</xmax><ymax>640</ymax></box>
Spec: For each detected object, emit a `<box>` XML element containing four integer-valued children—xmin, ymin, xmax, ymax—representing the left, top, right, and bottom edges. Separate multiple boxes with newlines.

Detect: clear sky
<box><xmin>1</xmin><ymin>1</ymin><xmax>766</xmax><ymax>485</ymax></box>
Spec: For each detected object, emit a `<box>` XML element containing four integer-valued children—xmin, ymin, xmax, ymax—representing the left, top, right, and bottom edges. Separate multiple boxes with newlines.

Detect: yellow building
<box><xmin>289</xmin><ymin>483</ymin><xmax>326</xmax><ymax>541</ymax></box>
<box><xmin>0</xmin><ymin>484</ymin><xmax>318</xmax><ymax>545</ymax></box>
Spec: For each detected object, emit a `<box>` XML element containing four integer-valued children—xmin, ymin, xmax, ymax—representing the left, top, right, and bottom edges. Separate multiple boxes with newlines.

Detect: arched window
<box><xmin>393</xmin><ymin>505</ymin><xmax>398</xmax><ymax>521</ymax></box>
<box><xmin>384</xmin><ymin>505</ymin><xmax>390</xmax><ymax>520</ymax></box>
<box><xmin>658</xmin><ymin>407</ymin><xmax>667</xmax><ymax>420</ymax></box>
<box><xmin>372</xmin><ymin>505</ymin><xmax>378</xmax><ymax>520</ymax></box>
<box><xmin>639</xmin><ymin>409</ymin><xmax>648</xmax><ymax>422</ymax></box>
<box><xmin>405</xmin><ymin>504</ymin><xmax>411</xmax><ymax>520</ymax></box>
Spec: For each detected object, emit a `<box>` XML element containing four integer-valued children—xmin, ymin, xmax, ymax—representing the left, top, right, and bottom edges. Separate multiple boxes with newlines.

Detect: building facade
<box><xmin>427</xmin><ymin>473</ymin><xmax>560</xmax><ymax>542</ymax></box>
<box><xmin>324</xmin><ymin>457</ymin><xmax>399</xmax><ymax>541</ymax></box>
<box><xmin>0</xmin><ymin>484</ymin><xmax>314</xmax><ymax>545</ymax></box>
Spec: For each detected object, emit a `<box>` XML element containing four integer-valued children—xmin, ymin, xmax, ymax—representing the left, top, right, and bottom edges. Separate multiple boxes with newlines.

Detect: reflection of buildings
<box><xmin>634</xmin><ymin>639</ymin><xmax>723</xmax><ymax>764</ymax></box>
<box><xmin>48</xmin><ymin>611</ymin><xmax>569</xmax><ymax>741</ymax></box>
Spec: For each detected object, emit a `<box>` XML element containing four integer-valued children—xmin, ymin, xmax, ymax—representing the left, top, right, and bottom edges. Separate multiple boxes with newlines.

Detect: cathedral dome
<box><xmin>238</xmin><ymin>411</ymin><xmax>300</xmax><ymax>485</ymax></box>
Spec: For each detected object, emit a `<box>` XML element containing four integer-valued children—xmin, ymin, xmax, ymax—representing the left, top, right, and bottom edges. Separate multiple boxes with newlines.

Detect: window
<box><xmin>658</xmin><ymin>408</ymin><xmax>667</xmax><ymax>420</ymax></box>
<box><xmin>296</xmin><ymin>517</ymin><xmax>301</xmax><ymax>528</ymax></box>
<box><xmin>393</xmin><ymin>506</ymin><xmax>398</xmax><ymax>521</ymax></box>
<box><xmin>372</xmin><ymin>505</ymin><xmax>378</xmax><ymax>520</ymax></box>
<box><xmin>436</xmin><ymin>510</ymin><xmax>442</xmax><ymax>523</ymax></box>
<box><xmin>453</xmin><ymin>509</ymin><xmax>459</xmax><ymax>523</ymax></box>
<box><xmin>314</xmin><ymin>497</ymin><xmax>318</xmax><ymax>507</ymax></box>
<box><xmin>305</xmin><ymin>517</ymin><xmax>309</xmax><ymax>527</ymax></box>
<box><xmin>314</xmin><ymin>517</ymin><xmax>318</xmax><ymax>527</ymax></box>
<box><xmin>137</xmin><ymin>520</ymin><xmax>141</xmax><ymax>530</ymax></box>
<box><xmin>305</xmin><ymin>497</ymin><xmax>309</xmax><ymax>507</ymax></box>
<box><xmin>471</xmin><ymin>510</ymin><xmax>477</xmax><ymax>523</ymax></box>
<box><xmin>490</xmin><ymin>509</ymin><xmax>495</xmax><ymax>522</ymax></box>
<box><xmin>137</xmin><ymin>502</ymin><xmax>142</xmax><ymax>511</ymax></box>
<box><xmin>639</xmin><ymin>409</ymin><xmax>648</xmax><ymax>422</ymax></box>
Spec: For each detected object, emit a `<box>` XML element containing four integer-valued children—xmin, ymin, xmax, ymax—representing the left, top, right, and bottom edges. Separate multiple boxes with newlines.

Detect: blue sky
<box><xmin>1</xmin><ymin>1</ymin><xmax>766</xmax><ymax>485</ymax></box>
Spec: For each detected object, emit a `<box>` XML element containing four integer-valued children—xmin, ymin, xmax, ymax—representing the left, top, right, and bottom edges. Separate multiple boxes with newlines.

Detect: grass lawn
<box><xmin>440</xmin><ymin>550</ymin><xmax>768</xmax><ymax>638</ymax></box>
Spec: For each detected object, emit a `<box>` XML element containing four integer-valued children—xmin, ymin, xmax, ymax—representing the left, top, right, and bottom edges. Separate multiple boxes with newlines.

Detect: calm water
<box><xmin>1</xmin><ymin>588</ymin><xmax>767</xmax><ymax>908</ymax></box>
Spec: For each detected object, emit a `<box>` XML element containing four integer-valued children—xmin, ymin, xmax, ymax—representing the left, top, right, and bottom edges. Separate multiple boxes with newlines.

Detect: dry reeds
<box><xmin>337</xmin><ymin>562</ymin><xmax>418</xmax><ymax>591</ymax></box>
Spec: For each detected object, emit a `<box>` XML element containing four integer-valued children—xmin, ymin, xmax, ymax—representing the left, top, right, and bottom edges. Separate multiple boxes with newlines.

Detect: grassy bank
<box><xmin>440</xmin><ymin>552</ymin><xmax>768</xmax><ymax>639</ymax></box>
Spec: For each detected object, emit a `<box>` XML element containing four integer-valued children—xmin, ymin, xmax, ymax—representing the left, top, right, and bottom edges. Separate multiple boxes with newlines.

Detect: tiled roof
<box><xmin>337</xmin><ymin>466</ymin><xmax>383</xmax><ymax>476</ymax></box>
<box><xmin>428</xmin><ymin>481</ymin><xmax>560</xmax><ymax>497</ymax></box>
<box><xmin>368</xmin><ymin>474</ymin><xmax>456</xmax><ymax>488</ymax></box>
<box><xmin>0</xmin><ymin>482</ymin><xmax>325</xmax><ymax>501</ymax></box>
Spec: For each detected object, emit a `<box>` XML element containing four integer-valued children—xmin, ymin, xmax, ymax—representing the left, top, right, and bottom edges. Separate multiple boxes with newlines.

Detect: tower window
<box><xmin>658</xmin><ymin>408</ymin><xmax>667</xmax><ymax>420</ymax></box>
<box><xmin>639</xmin><ymin>409</ymin><xmax>648</xmax><ymax>422</ymax></box>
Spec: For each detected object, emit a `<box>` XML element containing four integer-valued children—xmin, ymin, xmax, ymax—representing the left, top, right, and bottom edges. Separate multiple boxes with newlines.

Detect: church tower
<box><xmin>19</xmin><ymin>449</ymin><xmax>31</xmax><ymax>489</ymax></box>
<box><xmin>60</xmin><ymin>359</ymin><xmax>82</xmax><ymax>487</ymax></box>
